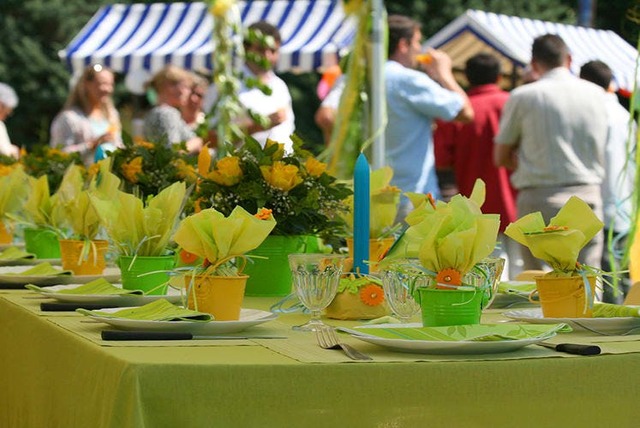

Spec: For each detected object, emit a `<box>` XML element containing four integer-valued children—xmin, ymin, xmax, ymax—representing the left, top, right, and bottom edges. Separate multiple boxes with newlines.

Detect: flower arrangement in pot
<box><xmin>172</xmin><ymin>206</ymin><xmax>276</xmax><ymax>320</ymax></box>
<box><xmin>20</xmin><ymin>146</ymin><xmax>84</xmax><ymax>195</ymax></box>
<box><xmin>0</xmin><ymin>166</ymin><xmax>29</xmax><ymax>244</ymax></box>
<box><xmin>341</xmin><ymin>166</ymin><xmax>402</xmax><ymax>272</ymax></box>
<box><xmin>192</xmin><ymin>136</ymin><xmax>352</xmax><ymax>296</ymax></box>
<box><xmin>54</xmin><ymin>161</ymin><xmax>119</xmax><ymax>275</ymax></box>
<box><xmin>381</xmin><ymin>180</ymin><xmax>501</xmax><ymax>327</ymax></box>
<box><xmin>504</xmin><ymin>196</ymin><xmax>604</xmax><ymax>318</ymax></box>
<box><xmin>89</xmin><ymin>169</ymin><xmax>187</xmax><ymax>295</ymax></box>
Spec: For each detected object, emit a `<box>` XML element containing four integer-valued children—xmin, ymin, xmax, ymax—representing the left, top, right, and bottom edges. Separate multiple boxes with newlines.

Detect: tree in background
<box><xmin>0</xmin><ymin>0</ymin><xmax>632</xmax><ymax>149</ymax></box>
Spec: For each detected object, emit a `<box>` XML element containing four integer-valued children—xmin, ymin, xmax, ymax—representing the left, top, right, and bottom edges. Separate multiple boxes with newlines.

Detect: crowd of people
<box><xmin>0</xmin><ymin>15</ymin><xmax>635</xmax><ymax>300</ymax></box>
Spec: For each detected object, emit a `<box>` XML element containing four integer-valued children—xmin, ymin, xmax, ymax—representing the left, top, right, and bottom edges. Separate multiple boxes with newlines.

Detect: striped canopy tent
<box><xmin>425</xmin><ymin>9</ymin><xmax>639</xmax><ymax>93</ymax></box>
<box><xmin>59</xmin><ymin>0</ymin><xmax>357</xmax><ymax>76</ymax></box>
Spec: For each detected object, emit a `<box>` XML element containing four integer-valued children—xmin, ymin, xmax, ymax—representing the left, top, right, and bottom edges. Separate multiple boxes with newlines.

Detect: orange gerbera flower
<box><xmin>254</xmin><ymin>208</ymin><xmax>273</xmax><ymax>220</ymax></box>
<box><xmin>359</xmin><ymin>283</ymin><xmax>385</xmax><ymax>306</ymax></box>
<box><xmin>179</xmin><ymin>249</ymin><xmax>199</xmax><ymax>265</ymax></box>
<box><xmin>435</xmin><ymin>268</ymin><xmax>462</xmax><ymax>290</ymax></box>
<box><xmin>121</xmin><ymin>156</ymin><xmax>143</xmax><ymax>183</ymax></box>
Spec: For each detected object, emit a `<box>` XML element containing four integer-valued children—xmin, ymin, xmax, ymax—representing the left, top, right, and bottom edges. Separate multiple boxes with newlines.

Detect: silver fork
<box><xmin>315</xmin><ymin>326</ymin><xmax>372</xmax><ymax>361</ymax></box>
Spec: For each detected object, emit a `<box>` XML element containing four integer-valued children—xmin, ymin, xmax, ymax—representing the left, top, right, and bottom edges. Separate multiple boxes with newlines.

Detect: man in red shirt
<box><xmin>434</xmin><ymin>53</ymin><xmax>520</xmax><ymax>278</ymax></box>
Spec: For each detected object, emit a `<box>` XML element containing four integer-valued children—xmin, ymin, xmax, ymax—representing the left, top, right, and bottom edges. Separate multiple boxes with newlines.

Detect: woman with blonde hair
<box><xmin>143</xmin><ymin>65</ymin><xmax>202</xmax><ymax>154</ymax></box>
<box><xmin>49</xmin><ymin>64</ymin><xmax>123</xmax><ymax>165</ymax></box>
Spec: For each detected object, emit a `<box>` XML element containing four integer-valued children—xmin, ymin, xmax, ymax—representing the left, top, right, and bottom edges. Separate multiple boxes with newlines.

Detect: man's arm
<box><xmin>494</xmin><ymin>143</ymin><xmax>518</xmax><ymax>171</ymax></box>
<box><xmin>423</xmin><ymin>48</ymin><xmax>474</xmax><ymax>123</ymax></box>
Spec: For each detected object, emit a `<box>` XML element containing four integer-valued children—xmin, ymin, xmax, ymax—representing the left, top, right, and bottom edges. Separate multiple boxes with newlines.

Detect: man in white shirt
<box><xmin>203</xmin><ymin>21</ymin><xmax>295</xmax><ymax>152</ymax></box>
<box><xmin>495</xmin><ymin>34</ymin><xmax>609</xmax><ymax>270</ymax></box>
<box><xmin>0</xmin><ymin>83</ymin><xmax>20</xmax><ymax>158</ymax></box>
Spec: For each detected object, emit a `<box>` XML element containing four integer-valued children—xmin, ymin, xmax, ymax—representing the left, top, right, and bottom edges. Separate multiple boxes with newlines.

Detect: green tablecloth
<box><xmin>2</xmin><ymin>291</ymin><xmax>640</xmax><ymax>427</ymax></box>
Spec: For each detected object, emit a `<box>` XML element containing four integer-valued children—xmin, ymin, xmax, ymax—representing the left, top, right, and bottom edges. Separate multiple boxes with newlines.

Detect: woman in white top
<box><xmin>0</xmin><ymin>83</ymin><xmax>20</xmax><ymax>158</ymax></box>
<box><xmin>49</xmin><ymin>64</ymin><xmax>123</xmax><ymax>165</ymax></box>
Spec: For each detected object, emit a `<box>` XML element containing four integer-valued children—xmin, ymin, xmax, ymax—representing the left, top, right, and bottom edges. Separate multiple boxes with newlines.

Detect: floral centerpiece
<box><xmin>193</xmin><ymin>136</ymin><xmax>351</xmax><ymax>296</ymax></box>
<box><xmin>21</xmin><ymin>146</ymin><xmax>84</xmax><ymax>193</ymax></box>
<box><xmin>172</xmin><ymin>206</ymin><xmax>276</xmax><ymax>319</ymax></box>
<box><xmin>108</xmin><ymin>135</ymin><xmax>196</xmax><ymax>199</ymax></box>
<box><xmin>381</xmin><ymin>180</ymin><xmax>501</xmax><ymax>326</ymax></box>
<box><xmin>504</xmin><ymin>196</ymin><xmax>604</xmax><ymax>318</ymax></box>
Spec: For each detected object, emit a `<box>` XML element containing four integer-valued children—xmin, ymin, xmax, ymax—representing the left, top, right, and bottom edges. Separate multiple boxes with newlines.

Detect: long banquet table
<box><xmin>2</xmin><ymin>289</ymin><xmax>640</xmax><ymax>428</ymax></box>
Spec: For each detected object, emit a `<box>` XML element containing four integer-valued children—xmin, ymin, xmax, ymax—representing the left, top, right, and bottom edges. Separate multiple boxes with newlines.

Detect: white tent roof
<box><xmin>425</xmin><ymin>9</ymin><xmax>638</xmax><ymax>92</ymax></box>
<box><xmin>59</xmin><ymin>0</ymin><xmax>356</xmax><ymax>75</ymax></box>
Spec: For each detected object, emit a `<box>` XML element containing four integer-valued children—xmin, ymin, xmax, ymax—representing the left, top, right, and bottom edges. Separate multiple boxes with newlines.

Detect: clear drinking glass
<box><xmin>463</xmin><ymin>257</ymin><xmax>506</xmax><ymax>309</ymax></box>
<box><xmin>288</xmin><ymin>253</ymin><xmax>347</xmax><ymax>331</ymax></box>
<box><xmin>380</xmin><ymin>262</ymin><xmax>426</xmax><ymax>323</ymax></box>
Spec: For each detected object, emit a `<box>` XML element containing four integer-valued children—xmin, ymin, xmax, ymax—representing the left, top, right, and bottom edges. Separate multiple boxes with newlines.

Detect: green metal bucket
<box><xmin>243</xmin><ymin>235</ymin><xmax>320</xmax><ymax>296</ymax></box>
<box><xmin>417</xmin><ymin>288</ymin><xmax>483</xmax><ymax>327</ymax></box>
<box><xmin>23</xmin><ymin>228</ymin><xmax>61</xmax><ymax>259</ymax></box>
<box><xmin>118</xmin><ymin>255</ymin><xmax>175</xmax><ymax>295</ymax></box>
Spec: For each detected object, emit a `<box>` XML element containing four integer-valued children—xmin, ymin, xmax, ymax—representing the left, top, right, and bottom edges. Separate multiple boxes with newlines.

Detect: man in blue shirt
<box><xmin>385</xmin><ymin>15</ymin><xmax>473</xmax><ymax>220</ymax></box>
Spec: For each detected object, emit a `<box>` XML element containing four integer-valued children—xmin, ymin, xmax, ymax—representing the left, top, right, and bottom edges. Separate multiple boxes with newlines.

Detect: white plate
<box><xmin>0</xmin><ymin>266</ymin><xmax>121</xmax><ymax>287</ymax></box>
<box><xmin>86</xmin><ymin>307</ymin><xmax>278</xmax><ymax>334</ymax></box>
<box><xmin>339</xmin><ymin>323</ymin><xmax>554</xmax><ymax>355</ymax></box>
<box><xmin>34</xmin><ymin>283</ymin><xmax>182</xmax><ymax>306</ymax></box>
<box><xmin>504</xmin><ymin>308</ymin><xmax>640</xmax><ymax>334</ymax></box>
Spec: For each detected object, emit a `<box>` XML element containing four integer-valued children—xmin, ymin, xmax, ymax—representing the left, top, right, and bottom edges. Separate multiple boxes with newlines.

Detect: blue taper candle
<box><xmin>353</xmin><ymin>153</ymin><xmax>370</xmax><ymax>274</ymax></box>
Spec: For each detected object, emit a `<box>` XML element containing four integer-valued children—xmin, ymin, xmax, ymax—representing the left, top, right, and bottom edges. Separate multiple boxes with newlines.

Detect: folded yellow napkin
<box><xmin>0</xmin><ymin>247</ymin><xmax>35</xmax><ymax>261</ymax></box>
<box><xmin>344</xmin><ymin>323</ymin><xmax>571</xmax><ymax>342</ymax></box>
<box><xmin>497</xmin><ymin>281</ymin><xmax>536</xmax><ymax>295</ymax></box>
<box><xmin>3</xmin><ymin>262</ymin><xmax>72</xmax><ymax>276</ymax></box>
<box><xmin>26</xmin><ymin>278</ymin><xmax>143</xmax><ymax>295</ymax></box>
<box><xmin>505</xmin><ymin>196</ymin><xmax>603</xmax><ymax>272</ymax></box>
<box><xmin>77</xmin><ymin>299</ymin><xmax>213</xmax><ymax>321</ymax></box>
<box><xmin>593</xmin><ymin>303</ymin><xmax>640</xmax><ymax>318</ymax></box>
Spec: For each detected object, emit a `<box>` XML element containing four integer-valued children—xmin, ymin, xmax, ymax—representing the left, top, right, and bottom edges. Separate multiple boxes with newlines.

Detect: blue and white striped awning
<box><xmin>425</xmin><ymin>10</ymin><xmax>639</xmax><ymax>92</ymax></box>
<box><xmin>59</xmin><ymin>0</ymin><xmax>356</xmax><ymax>75</ymax></box>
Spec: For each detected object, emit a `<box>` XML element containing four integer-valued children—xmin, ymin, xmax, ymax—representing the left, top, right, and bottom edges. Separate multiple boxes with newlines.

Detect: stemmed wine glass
<box><xmin>288</xmin><ymin>253</ymin><xmax>347</xmax><ymax>331</ymax></box>
<box><xmin>463</xmin><ymin>257</ymin><xmax>506</xmax><ymax>309</ymax></box>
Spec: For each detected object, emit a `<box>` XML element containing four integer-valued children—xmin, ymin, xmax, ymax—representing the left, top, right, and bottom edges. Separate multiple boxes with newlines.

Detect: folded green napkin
<box><xmin>3</xmin><ymin>262</ymin><xmax>72</xmax><ymax>276</ymax></box>
<box><xmin>26</xmin><ymin>278</ymin><xmax>143</xmax><ymax>295</ymax></box>
<box><xmin>347</xmin><ymin>323</ymin><xmax>571</xmax><ymax>342</ymax></box>
<box><xmin>497</xmin><ymin>281</ymin><xmax>536</xmax><ymax>295</ymax></box>
<box><xmin>593</xmin><ymin>303</ymin><xmax>640</xmax><ymax>318</ymax></box>
<box><xmin>0</xmin><ymin>246</ymin><xmax>35</xmax><ymax>260</ymax></box>
<box><xmin>77</xmin><ymin>299</ymin><xmax>213</xmax><ymax>322</ymax></box>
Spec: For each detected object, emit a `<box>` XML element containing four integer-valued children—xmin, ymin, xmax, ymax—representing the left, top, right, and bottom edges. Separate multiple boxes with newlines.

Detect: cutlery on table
<box><xmin>315</xmin><ymin>325</ymin><xmax>372</xmax><ymax>361</ymax></box>
<box><xmin>101</xmin><ymin>330</ymin><xmax>286</xmax><ymax>341</ymax></box>
<box><xmin>537</xmin><ymin>342</ymin><xmax>601</xmax><ymax>355</ymax></box>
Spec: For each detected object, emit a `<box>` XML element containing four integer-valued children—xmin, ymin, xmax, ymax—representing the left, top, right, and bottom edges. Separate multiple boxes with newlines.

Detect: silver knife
<box><xmin>101</xmin><ymin>330</ymin><xmax>286</xmax><ymax>341</ymax></box>
<box><xmin>537</xmin><ymin>342</ymin><xmax>601</xmax><ymax>355</ymax></box>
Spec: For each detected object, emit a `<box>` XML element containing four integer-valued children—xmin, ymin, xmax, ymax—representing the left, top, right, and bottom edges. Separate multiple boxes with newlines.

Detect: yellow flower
<box><xmin>264</xmin><ymin>139</ymin><xmax>285</xmax><ymax>160</ymax></box>
<box><xmin>121</xmin><ymin>157</ymin><xmax>143</xmax><ymax>183</ymax></box>
<box><xmin>260</xmin><ymin>162</ymin><xmax>303</xmax><ymax>192</ymax></box>
<box><xmin>133</xmin><ymin>138</ymin><xmax>155</xmax><ymax>150</ymax></box>
<box><xmin>208</xmin><ymin>156</ymin><xmax>243</xmax><ymax>186</ymax></box>
<box><xmin>210</xmin><ymin>0</ymin><xmax>235</xmax><ymax>17</ymax></box>
<box><xmin>48</xmin><ymin>148</ymin><xmax>65</xmax><ymax>157</ymax></box>
<box><xmin>304</xmin><ymin>157</ymin><xmax>327</xmax><ymax>177</ymax></box>
<box><xmin>173</xmin><ymin>159</ymin><xmax>196</xmax><ymax>182</ymax></box>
